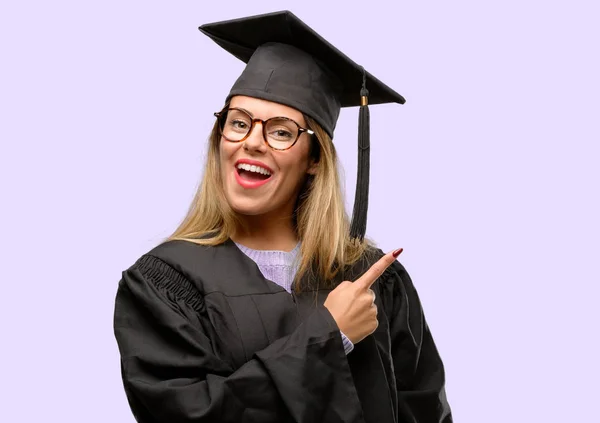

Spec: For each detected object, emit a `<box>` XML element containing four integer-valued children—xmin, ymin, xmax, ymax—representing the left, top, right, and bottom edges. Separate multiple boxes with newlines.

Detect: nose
<box><xmin>243</xmin><ymin>120</ymin><xmax>268</xmax><ymax>153</ymax></box>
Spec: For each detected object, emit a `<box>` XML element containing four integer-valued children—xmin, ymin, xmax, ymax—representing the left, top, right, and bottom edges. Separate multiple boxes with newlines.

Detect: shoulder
<box><xmin>127</xmin><ymin>239</ymin><xmax>208</xmax><ymax>283</ymax></box>
<box><xmin>145</xmin><ymin>238</ymin><xmax>214</xmax><ymax>267</ymax></box>
<box><xmin>126</xmin><ymin>238</ymin><xmax>271</xmax><ymax>296</ymax></box>
<box><xmin>119</xmin><ymin>241</ymin><xmax>209</xmax><ymax>311</ymax></box>
<box><xmin>126</xmin><ymin>251</ymin><xmax>205</xmax><ymax>313</ymax></box>
<box><xmin>126</xmin><ymin>239</ymin><xmax>219</xmax><ymax>293</ymax></box>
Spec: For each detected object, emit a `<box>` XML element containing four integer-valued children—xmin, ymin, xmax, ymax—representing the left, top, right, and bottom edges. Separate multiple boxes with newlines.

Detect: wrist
<box><xmin>340</xmin><ymin>330</ymin><xmax>355</xmax><ymax>354</ymax></box>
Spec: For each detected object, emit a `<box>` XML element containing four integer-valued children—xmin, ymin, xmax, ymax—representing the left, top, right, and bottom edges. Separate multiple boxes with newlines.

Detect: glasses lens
<box><xmin>221</xmin><ymin>109</ymin><xmax>252</xmax><ymax>141</ymax></box>
<box><xmin>265</xmin><ymin>118</ymin><xmax>299</xmax><ymax>149</ymax></box>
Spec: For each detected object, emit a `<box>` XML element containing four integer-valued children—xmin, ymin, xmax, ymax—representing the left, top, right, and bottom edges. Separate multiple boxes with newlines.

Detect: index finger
<box><xmin>354</xmin><ymin>248</ymin><xmax>403</xmax><ymax>290</ymax></box>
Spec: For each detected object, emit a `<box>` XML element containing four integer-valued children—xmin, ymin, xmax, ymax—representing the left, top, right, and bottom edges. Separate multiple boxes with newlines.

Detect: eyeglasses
<box><xmin>214</xmin><ymin>107</ymin><xmax>314</xmax><ymax>151</ymax></box>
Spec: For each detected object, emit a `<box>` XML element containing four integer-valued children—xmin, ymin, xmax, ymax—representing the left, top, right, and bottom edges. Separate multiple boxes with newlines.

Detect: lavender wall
<box><xmin>2</xmin><ymin>1</ymin><xmax>599</xmax><ymax>421</ymax></box>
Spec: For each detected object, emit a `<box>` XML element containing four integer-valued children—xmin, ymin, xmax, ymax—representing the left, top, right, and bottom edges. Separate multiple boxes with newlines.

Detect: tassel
<box><xmin>350</xmin><ymin>69</ymin><xmax>370</xmax><ymax>241</ymax></box>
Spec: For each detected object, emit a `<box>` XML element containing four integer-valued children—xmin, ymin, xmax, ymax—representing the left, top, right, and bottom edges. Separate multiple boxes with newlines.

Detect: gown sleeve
<box><xmin>113</xmin><ymin>255</ymin><xmax>362</xmax><ymax>423</ymax></box>
<box><xmin>381</xmin><ymin>260</ymin><xmax>453</xmax><ymax>423</ymax></box>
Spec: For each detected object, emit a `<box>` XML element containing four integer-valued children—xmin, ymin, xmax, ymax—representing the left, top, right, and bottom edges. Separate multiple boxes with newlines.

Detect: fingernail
<box><xmin>392</xmin><ymin>248</ymin><xmax>403</xmax><ymax>258</ymax></box>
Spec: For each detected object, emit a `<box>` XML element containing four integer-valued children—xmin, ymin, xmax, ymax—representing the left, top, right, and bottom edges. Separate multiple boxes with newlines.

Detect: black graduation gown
<box><xmin>113</xmin><ymin>239</ymin><xmax>452</xmax><ymax>423</ymax></box>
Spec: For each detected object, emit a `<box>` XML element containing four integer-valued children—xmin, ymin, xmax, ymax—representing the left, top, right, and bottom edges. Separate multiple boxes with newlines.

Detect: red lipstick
<box><xmin>234</xmin><ymin>159</ymin><xmax>273</xmax><ymax>189</ymax></box>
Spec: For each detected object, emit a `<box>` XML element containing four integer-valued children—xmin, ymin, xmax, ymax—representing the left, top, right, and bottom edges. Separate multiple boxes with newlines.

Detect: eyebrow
<box><xmin>233</xmin><ymin>107</ymin><xmax>305</xmax><ymax>125</ymax></box>
<box><xmin>236</xmin><ymin>107</ymin><xmax>254</xmax><ymax>118</ymax></box>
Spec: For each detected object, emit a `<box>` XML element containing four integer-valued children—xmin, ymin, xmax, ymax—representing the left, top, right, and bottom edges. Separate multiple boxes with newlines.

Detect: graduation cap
<box><xmin>199</xmin><ymin>10</ymin><xmax>405</xmax><ymax>241</ymax></box>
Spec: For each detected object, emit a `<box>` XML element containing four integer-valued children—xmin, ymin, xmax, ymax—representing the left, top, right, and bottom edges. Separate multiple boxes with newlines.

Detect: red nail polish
<box><xmin>392</xmin><ymin>248</ymin><xmax>403</xmax><ymax>258</ymax></box>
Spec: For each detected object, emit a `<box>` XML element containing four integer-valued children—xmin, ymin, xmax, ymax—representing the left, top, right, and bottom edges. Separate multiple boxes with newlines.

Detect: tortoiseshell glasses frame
<box><xmin>214</xmin><ymin>107</ymin><xmax>315</xmax><ymax>151</ymax></box>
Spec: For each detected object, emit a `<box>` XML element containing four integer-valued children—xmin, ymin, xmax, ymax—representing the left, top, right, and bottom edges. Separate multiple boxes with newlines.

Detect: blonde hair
<box><xmin>166</xmin><ymin>115</ymin><xmax>370</xmax><ymax>292</ymax></box>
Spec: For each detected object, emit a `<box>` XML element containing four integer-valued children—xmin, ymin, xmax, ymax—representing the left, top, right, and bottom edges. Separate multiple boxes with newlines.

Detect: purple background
<box><xmin>3</xmin><ymin>1</ymin><xmax>599</xmax><ymax>421</ymax></box>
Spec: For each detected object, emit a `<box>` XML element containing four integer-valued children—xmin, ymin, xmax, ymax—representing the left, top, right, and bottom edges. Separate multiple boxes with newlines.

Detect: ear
<box><xmin>306</xmin><ymin>158</ymin><xmax>319</xmax><ymax>176</ymax></box>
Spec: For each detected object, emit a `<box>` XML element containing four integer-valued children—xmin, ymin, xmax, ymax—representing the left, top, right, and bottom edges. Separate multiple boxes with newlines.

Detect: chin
<box><xmin>227</xmin><ymin>197</ymin><xmax>273</xmax><ymax>217</ymax></box>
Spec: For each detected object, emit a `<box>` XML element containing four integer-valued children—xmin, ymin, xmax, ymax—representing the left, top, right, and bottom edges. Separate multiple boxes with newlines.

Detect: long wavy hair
<box><xmin>166</xmin><ymin>111</ymin><xmax>370</xmax><ymax>292</ymax></box>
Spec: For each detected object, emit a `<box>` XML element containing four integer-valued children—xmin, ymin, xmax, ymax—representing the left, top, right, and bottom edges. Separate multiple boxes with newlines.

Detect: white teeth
<box><xmin>236</xmin><ymin>163</ymin><xmax>271</xmax><ymax>176</ymax></box>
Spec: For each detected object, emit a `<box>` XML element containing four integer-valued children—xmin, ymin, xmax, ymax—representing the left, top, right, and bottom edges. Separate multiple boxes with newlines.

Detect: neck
<box><xmin>232</xmin><ymin>214</ymin><xmax>298</xmax><ymax>252</ymax></box>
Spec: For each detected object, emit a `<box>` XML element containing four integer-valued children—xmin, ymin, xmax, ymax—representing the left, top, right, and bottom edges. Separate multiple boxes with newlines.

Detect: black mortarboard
<box><xmin>199</xmin><ymin>10</ymin><xmax>405</xmax><ymax>240</ymax></box>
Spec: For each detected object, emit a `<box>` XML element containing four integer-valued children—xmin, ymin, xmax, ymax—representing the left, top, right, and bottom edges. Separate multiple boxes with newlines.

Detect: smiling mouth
<box><xmin>237</xmin><ymin>168</ymin><xmax>270</xmax><ymax>181</ymax></box>
<box><xmin>236</xmin><ymin>163</ymin><xmax>272</xmax><ymax>182</ymax></box>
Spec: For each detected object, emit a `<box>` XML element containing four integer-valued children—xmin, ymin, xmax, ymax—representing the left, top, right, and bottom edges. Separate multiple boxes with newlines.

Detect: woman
<box><xmin>114</xmin><ymin>10</ymin><xmax>452</xmax><ymax>423</ymax></box>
